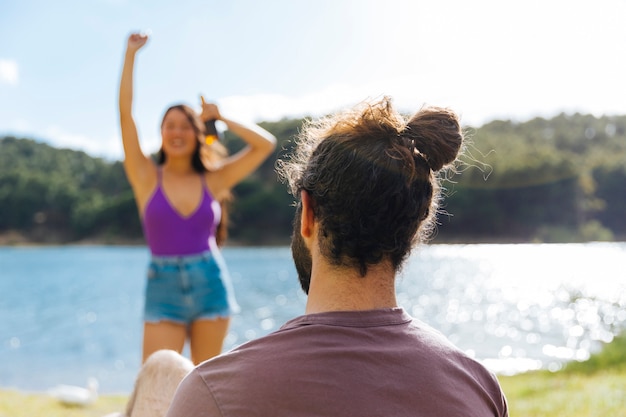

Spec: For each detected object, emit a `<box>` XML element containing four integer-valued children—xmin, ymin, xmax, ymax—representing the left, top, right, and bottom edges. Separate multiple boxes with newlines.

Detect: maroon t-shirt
<box><xmin>166</xmin><ymin>308</ymin><xmax>508</xmax><ymax>417</ymax></box>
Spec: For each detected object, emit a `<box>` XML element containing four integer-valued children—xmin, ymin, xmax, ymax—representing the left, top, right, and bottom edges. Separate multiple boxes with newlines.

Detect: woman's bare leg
<box><xmin>142</xmin><ymin>321</ymin><xmax>187</xmax><ymax>363</ymax></box>
<box><xmin>189</xmin><ymin>317</ymin><xmax>230</xmax><ymax>364</ymax></box>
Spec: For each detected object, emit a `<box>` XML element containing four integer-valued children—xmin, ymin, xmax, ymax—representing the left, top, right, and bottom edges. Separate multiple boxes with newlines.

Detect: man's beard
<box><xmin>291</xmin><ymin>205</ymin><xmax>313</xmax><ymax>295</ymax></box>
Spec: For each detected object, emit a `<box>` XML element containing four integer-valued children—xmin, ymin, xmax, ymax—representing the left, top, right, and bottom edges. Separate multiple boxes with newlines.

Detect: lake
<box><xmin>1</xmin><ymin>243</ymin><xmax>625</xmax><ymax>393</ymax></box>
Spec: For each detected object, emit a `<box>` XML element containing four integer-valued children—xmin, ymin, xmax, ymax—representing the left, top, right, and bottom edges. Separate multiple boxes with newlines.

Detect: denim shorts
<box><xmin>144</xmin><ymin>250</ymin><xmax>240</xmax><ymax>325</ymax></box>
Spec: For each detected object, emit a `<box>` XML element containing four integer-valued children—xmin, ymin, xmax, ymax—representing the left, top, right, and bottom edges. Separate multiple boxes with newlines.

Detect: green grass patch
<box><xmin>563</xmin><ymin>333</ymin><xmax>626</xmax><ymax>374</ymax></box>
<box><xmin>0</xmin><ymin>390</ymin><xmax>127</xmax><ymax>417</ymax></box>
<box><xmin>499</xmin><ymin>369</ymin><xmax>626</xmax><ymax>416</ymax></box>
<box><xmin>499</xmin><ymin>332</ymin><xmax>626</xmax><ymax>416</ymax></box>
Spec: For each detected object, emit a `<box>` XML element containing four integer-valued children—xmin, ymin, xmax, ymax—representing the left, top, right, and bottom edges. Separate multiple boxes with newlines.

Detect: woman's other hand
<box><xmin>200</xmin><ymin>96</ymin><xmax>222</xmax><ymax>122</ymax></box>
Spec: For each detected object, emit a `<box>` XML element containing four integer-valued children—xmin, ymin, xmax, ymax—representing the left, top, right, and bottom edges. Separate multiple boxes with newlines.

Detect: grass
<box><xmin>2</xmin><ymin>334</ymin><xmax>625</xmax><ymax>417</ymax></box>
<box><xmin>499</xmin><ymin>333</ymin><xmax>626</xmax><ymax>416</ymax></box>
<box><xmin>499</xmin><ymin>370</ymin><xmax>626</xmax><ymax>416</ymax></box>
<box><xmin>0</xmin><ymin>391</ymin><xmax>127</xmax><ymax>417</ymax></box>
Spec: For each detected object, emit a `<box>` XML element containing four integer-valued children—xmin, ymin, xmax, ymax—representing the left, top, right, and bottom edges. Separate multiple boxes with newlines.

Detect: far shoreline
<box><xmin>2</xmin><ymin>230</ymin><xmax>624</xmax><ymax>248</ymax></box>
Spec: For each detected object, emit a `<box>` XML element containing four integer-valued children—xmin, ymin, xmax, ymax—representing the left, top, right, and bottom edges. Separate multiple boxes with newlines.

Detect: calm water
<box><xmin>1</xmin><ymin>243</ymin><xmax>625</xmax><ymax>393</ymax></box>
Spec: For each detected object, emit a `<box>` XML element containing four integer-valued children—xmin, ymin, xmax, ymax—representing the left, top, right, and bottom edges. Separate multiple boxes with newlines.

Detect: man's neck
<box><xmin>305</xmin><ymin>260</ymin><xmax>398</xmax><ymax>314</ymax></box>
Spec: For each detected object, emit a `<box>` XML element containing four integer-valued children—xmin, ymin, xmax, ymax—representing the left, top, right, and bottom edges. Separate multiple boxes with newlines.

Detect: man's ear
<box><xmin>300</xmin><ymin>190</ymin><xmax>315</xmax><ymax>238</ymax></box>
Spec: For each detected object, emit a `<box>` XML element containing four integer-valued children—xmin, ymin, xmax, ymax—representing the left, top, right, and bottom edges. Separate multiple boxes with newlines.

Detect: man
<box><xmin>166</xmin><ymin>97</ymin><xmax>509</xmax><ymax>416</ymax></box>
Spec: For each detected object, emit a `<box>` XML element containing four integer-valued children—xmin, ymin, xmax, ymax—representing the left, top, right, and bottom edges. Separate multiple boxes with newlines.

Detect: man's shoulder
<box><xmin>197</xmin><ymin>322</ymin><xmax>305</xmax><ymax>370</ymax></box>
<box><xmin>191</xmin><ymin>325</ymin><xmax>308</xmax><ymax>400</ymax></box>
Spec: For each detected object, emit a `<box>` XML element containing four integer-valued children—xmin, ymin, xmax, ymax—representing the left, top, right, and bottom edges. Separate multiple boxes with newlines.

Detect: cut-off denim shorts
<box><xmin>144</xmin><ymin>250</ymin><xmax>240</xmax><ymax>325</ymax></box>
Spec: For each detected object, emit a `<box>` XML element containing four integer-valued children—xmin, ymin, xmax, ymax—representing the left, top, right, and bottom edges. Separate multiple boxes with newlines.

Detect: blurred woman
<box><xmin>118</xmin><ymin>32</ymin><xmax>276</xmax><ymax>364</ymax></box>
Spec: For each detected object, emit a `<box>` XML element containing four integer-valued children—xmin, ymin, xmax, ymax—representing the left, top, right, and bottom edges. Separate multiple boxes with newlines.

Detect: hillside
<box><xmin>1</xmin><ymin>113</ymin><xmax>625</xmax><ymax>245</ymax></box>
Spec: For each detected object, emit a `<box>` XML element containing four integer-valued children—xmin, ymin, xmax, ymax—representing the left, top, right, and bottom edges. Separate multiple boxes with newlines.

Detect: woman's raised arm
<box><xmin>118</xmin><ymin>33</ymin><xmax>152</xmax><ymax>187</ymax></box>
<box><xmin>200</xmin><ymin>99</ymin><xmax>276</xmax><ymax>194</ymax></box>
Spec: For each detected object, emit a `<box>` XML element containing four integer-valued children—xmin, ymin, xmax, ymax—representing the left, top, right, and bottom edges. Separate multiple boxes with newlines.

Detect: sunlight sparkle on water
<box><xmin>398</xmin><ymin>242</ymin><xmax>626</xmax><ymax>375</ymax></box>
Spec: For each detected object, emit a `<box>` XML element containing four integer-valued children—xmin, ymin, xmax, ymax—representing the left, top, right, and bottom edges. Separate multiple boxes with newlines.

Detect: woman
<box><xmin>118</xmin><ymin>32</ymin><xmax>276</xmax><ymax>364</ymax></box>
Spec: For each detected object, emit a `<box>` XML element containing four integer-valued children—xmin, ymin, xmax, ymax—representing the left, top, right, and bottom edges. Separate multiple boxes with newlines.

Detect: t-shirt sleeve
<box><xmin>165</xmin><ymin>368</ymin><xmax>222</xmax><ymax>417</ymax></box>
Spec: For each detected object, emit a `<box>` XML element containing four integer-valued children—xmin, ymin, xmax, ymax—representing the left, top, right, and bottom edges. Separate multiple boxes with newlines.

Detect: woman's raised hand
<box><xmin>200</xmin><ymin>96</ymin><xmax>222</xmax><ymax>121</ymax></box>
<box><xmin>126</xmin><ymin>32</ymin><xmax>149</xmax><ymax>53</ymax></box>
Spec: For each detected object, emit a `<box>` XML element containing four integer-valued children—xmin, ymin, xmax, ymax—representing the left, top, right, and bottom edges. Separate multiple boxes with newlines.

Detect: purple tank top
<box><xmin>142</xmin><ymin>171</ymin><xmax>221</xmax><ymax>256</ymax></box>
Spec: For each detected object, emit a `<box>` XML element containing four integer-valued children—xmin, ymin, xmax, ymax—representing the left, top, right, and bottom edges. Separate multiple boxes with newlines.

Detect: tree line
<box><xmin>1</xmin><ymin>112</ymin><xmax>625</xmax><ymax>245</ymax></box>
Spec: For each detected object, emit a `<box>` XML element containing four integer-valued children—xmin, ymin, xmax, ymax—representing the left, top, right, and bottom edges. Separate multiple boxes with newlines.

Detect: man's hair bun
<box><xmin>400</xmin><ymin>107</ymin><xmax>463</xmax><ymax>172</ymax></box>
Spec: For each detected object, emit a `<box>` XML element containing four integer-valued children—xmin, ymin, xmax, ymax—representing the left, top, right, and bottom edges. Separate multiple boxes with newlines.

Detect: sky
<box><xmin>1</xmin><ymin>0</ymin><xmax>625</xmax><ymax>160</ymax></box>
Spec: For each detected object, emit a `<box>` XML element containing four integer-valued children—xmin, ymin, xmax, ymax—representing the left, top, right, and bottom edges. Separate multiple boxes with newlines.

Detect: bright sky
<box><xmin>1</xmin><ymin>0</ymin><xmax>625</xmax><ymax>160</ymax></box>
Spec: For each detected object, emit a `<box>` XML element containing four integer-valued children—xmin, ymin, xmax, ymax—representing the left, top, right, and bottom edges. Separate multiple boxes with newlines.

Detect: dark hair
<box><xmin>157</xmin><ymin>104</ymin><xmax>232</xmax><ymax>246</ymax></box>
<box><xmin>278</xmin><ymin>97</ymin><xmax>463</xmax><ymax>275</ymax></box>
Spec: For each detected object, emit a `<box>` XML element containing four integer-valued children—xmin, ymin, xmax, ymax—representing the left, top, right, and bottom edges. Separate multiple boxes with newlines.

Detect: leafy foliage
<box><xmin>0</xmin><ymin>137</ymin><xmax>139</xmax><ymax>242</ymax></box>
<box><xmin>563</xmin><ymin>332</ymin><xmax>626</xmax><ymax>374</ymax></box>
<box><xmin>438</xmin><ymin>113</ymin><xmax>626</xmax><ymax>242</ymax></box>
<box><xmin>1</xmin><ymin>112</ymin><xmax>625</xmax><ymax>245</ymax></box>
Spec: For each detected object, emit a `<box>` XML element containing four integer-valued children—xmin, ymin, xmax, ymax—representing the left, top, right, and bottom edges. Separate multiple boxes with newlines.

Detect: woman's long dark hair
<box><xmin>157</xmin><ymin>104</ymin><xmax>231</xmax><ymax>246</ymax></box>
